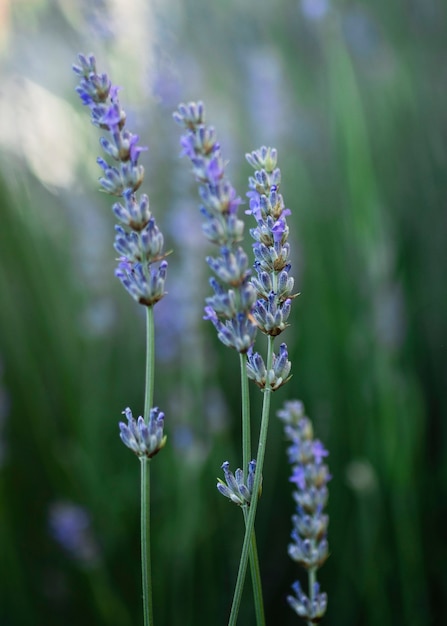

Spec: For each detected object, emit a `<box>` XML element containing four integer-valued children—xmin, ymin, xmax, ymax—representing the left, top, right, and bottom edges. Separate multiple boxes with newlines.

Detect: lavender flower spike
<box><xmin>246</xmin><ymin>146</ymin><xmax>297</xmax><ymax>339</ymax></box>
<box><xmin>73</xmin><ymin>53</ymin><xmax>168</xmax><ymax>306</ymax></box>
<box><xmin>174</xmin><ymin>102</ymin><xmax>257</xmax><ymax>353</ymax></box>
<box><xmin>278</xmin><ymin>400</ymin><xmax>330</xmax><ymax>623</ymax></box>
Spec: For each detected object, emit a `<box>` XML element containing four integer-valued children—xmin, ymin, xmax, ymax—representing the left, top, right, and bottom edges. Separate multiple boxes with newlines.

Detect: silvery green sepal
<box><xmin>119</xmin><ymin>406</ymin><xmax>167</xmax><ymax>459</ymax></box>
<box><xmin>217</xmin><ymin>460</ymin><xmax>258</xmax><ymax>506</ymax></box>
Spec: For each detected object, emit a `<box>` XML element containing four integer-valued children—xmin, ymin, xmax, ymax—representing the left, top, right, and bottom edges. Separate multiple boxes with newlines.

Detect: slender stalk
<box><xmin>228</xmin><ymin>336</ymin><xmax>274</xmax><ymax>626</ymax></box>
<box><xmin>239</xmin><ymin>353</ymin><xmax>265</xmax><ymax>626</ymax></box>
<box><xmin>141</xmin><ymin>306</ymin><xmax>155</xmax><ymax>626</ymax></box>
<box><xmin>141</xmin><ymin>458</ymin><xmax>152</xmax><ymax>626</ymax></box>
<box><xmin>144</xmin><ymin>306</ymin><xmax>155</xmax><ymax>420</ymax></box>
<box><xmin>240</xmin><ymin>353</ymin><xmax>251</xmax><ymax>478</ymax></box>
<box><xmin>307</xmin><ymin>565</ymin><xmax>317</xmax><ymax>626</ymax></box>
<box><xmin>242</xmin><ymin>507</ymin><xmax>265</xmax><ymax>626</ymax></box>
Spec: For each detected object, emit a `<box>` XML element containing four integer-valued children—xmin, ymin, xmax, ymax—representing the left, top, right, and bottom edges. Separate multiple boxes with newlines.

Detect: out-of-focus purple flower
<box><xmin>244</xmin><ymin>47</ymin><xmax>291</xmax><ymax>144</ymax></box>
<box><xmin>81</xmin><ymin>0</ymin><xmax>115</xmax><ymax>40</ymax></box>
<box><xmin>342</xmin><ymin>7</ymin><xmax>383</xmax><ymax>61</ymax></box>
<box><xmin>48</xmin><ymin>501</ymin><xmax>100</xmax><ymax>567</ymax></box>
<box><xmin>300</xmin><ymin>0</ymin><xmax>330</xmax><ymax>22</ymax></box>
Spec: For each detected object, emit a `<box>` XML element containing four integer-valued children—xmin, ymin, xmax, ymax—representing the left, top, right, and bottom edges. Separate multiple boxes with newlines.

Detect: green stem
<box><xmin>242</xmin><ymin>507</ymin><xmax>265</xmax><ymax>626</ymax></box>
<box><xmin>239</xmin><ymin>353</ymin><xmax>265</xmax><ymax>626</ymax></box>
<box><xmin>240</xmin><ymin>353</ymin><xmax>251</xmax><ymax>478</ymax></box>
<box><xmin>141</xmin><ymin>305</ymin><xmax>155</xmax><ymax>626</ymax></box>
<box><xmin>144</xmin><ymin>306</ymin><xmax>155</xmax><ymax>420</ymax></box>
<box><xmin>307</xmin><ymin>565</ymin><xmax>317</xmax><ymax>626</ymax></box>
<box><xmin>228</xmin><ymin>336</ymin><xmax>275</xmax><ymax>626</ymax></box>
<box><xmin>141</xmin><ymin>458</ymin><xmax>153</xmax><ymax>626</ymax></box>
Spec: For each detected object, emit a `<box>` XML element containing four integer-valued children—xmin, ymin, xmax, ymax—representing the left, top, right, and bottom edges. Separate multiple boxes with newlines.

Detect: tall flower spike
<box><xmin>174</xmin><ymin>101</ymin><xmax>257</xmax><ymax>353</ymax></box>
<box><xmin>245</xmin><ymin>146</ymin><xmax>297</xmax><ymax>337</ymax></box>
<box><xmin>245</xmin><ymin>147</ymin><xmax>297</xmax><ymax>390</ymax></box>
<box><xmin>72</xmin><ymin>53</ymin><xmax>168</xmax><ymax>306</ymax></box>
<box><xmin>277</xmin><ymin>400</ymin><xmax>330</xmax><ymax>623</ymax></box>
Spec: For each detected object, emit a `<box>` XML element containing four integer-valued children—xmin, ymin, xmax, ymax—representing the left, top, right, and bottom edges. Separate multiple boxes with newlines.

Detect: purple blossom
<box><xmin>48</xmin><ymin>501</ymin><xmax>99</xmax><ymax>566</ymax></box>
<box><xmin>271</xmin><ymin>217</ymin><xmax>287</xmax><ymax>243</ymax></box>
<box><xmin>290</xmin><ymin>465</ymin><xmax>306</xmax><ymax>490</ymax></box>
<box><xmin>312</xmin><ymin>440</ymin><xmax>329</xmax><ymax>464</ymax></box>
<box><xmin>100</xmin><ymin>102</ymin><xmax>122</xmax><ymax>128</ymax></box>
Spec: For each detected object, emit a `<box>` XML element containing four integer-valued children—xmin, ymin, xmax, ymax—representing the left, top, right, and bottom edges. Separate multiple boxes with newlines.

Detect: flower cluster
<box><xmin>119</xmin><ymin>407</ymin><xmax>167</xmax><ymax>459</ymax></box>
<box><xmin>288</xmin><ymin>580</ymin><xmax>328</xmax><ymax>624</ymax></box>
<box><xmin>277</xmin><ymin>400</ymin><xmax>330</xmax><ymax>623</ymax></box>
<box><xmin>48</xmin><ymin>501</ymin><xmax>100</xmax><ymax>567</ymax></box>
<box><xmin>245</xmin><ymin>147</ymin><xmax>296</xmax><ymax>390</ymax></box>
<box><xmin>72</xmin><ymin>53</ymin><xmax>168</xmax><ymax>307</ymax></box>
<box><xmin>173</xmin><ymin>102</ymin><xmax>257</xmax><ymax>353</ymax></box>
<box><xmin>246</xmin><ymin>341</ymin><xmax>292</xmax><ymax>391</ymax></box>
<box><xmin>216</xmin><ymin>460</ymin><xmax>259</xmax><ymax>507</ymax></box>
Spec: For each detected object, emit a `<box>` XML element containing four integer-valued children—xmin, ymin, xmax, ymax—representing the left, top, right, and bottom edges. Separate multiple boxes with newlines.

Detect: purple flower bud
<box><xmin>119</xmin><ymin>406</ymin><xmax>166</xmax><ymax>459</ymax></box>
<box><xmin>217</xmin><ymin>459</ymin><xmax>259</xmax><ymax>506</ymax></box>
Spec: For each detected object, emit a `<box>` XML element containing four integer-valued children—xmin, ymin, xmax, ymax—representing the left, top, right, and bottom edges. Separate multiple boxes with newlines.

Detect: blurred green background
<box><xmin>0</xmin><ymin>0</ymin><xmax>446</xmax><ymax>624</ymax></box>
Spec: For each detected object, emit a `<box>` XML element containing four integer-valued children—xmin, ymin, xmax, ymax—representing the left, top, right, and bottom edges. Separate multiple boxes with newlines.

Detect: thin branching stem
<box><xmin>240</xmin><ymin>353</ymin><xmax>251</xmax><ymax>479</ymax></box>
<box><xmin>140</xmin><ymin>458</ymin><xmax>152</xmax><ymax>626</ymax></box>
<box><xmin>307</xmin><ymin>565</ymin><xmax>317</xmax><ymax>626</ymax></box>
<box><xmin>144</xmin><ymin>306</ymin><xmax>155</xmax><ymax>419</ymax></box>
<box><xmin>141</xmin><ymin>306</ymin><xmax>155</xmax><ymax>626</ymax></box>
<box><xmin>228</xmin><ymin>335</ymin><xmax>274</xmax><ymax>626</ymax></box>
<box><xmin>240</xmin><ymin>353</ymin><xmax>265</xmax><ymax>626</ymax></box>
